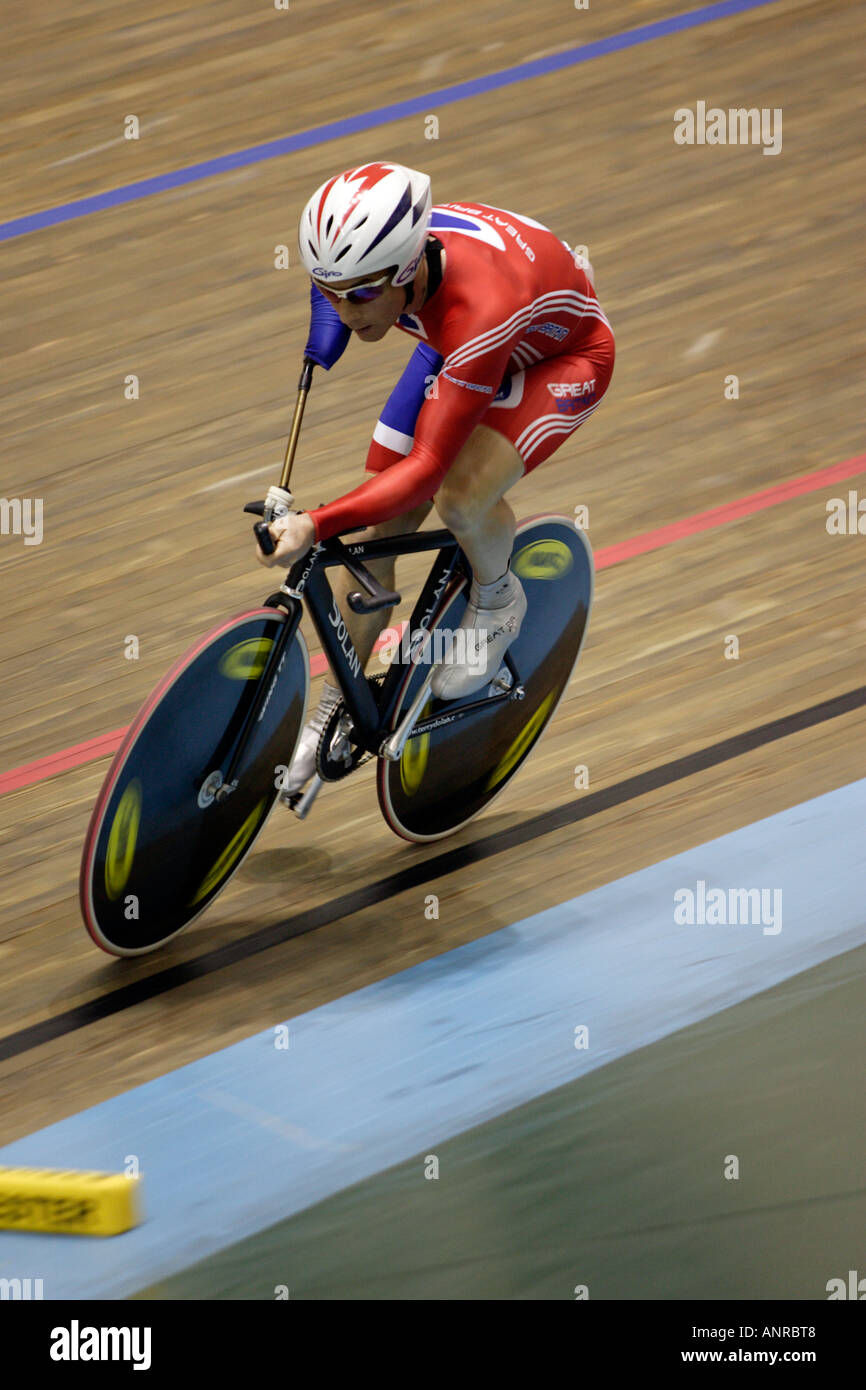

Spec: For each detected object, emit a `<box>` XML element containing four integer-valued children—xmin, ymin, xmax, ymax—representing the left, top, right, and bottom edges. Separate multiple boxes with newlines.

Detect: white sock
<box><xmin>311</xmin><ymin>680</ymin><xmax>341</xmax><ymax>729</ymax></box>
<box><xmin>470</xmin><ymin>562</ymin><xmax>516</xmax><ymax>610</ymax></box>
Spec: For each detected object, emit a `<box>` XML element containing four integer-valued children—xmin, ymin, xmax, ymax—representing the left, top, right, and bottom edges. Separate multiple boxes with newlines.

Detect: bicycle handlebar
<box><xmin>337</xmin><ymin>541</ymin><xmax>401</xmax><ymax>614</ymax></box>
<box><xmin>254</xmin><ymin>519</ymin><xmax>275</xmax><ymax>556</ymax></box>
<box><xmin>245</xmin><ymin>503</ymin><xmax>400</xmax><ymax>610</ymax></box>
<box><xmin>243</xmin><ymin>502</ymin><xmax>277</xmax><ymax>555</ymax></box>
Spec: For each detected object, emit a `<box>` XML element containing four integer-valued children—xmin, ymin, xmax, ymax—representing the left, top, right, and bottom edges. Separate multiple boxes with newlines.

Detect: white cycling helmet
<box><xmin>299</xmin><ymin>161</ymin><xmax>432</xmax><ymax>288</ymax></box>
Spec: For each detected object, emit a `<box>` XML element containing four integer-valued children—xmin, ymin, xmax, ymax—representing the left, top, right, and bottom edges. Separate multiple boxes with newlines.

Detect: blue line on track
<box><xmin>0</xmin><ymin>774</ymin><xmax>863</xmax><ymax>1298</ymax></box>
<box><xmin>0</xmin><ymin>0</ymin><xmax>781</xmax><ymax>244</ymax></box>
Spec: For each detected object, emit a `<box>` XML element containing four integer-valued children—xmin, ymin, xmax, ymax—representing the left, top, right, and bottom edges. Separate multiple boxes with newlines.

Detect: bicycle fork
<box><xmin>204</xmin><ymin>597</ymin><xmax>303</xmax><ymax>806</ymax></box>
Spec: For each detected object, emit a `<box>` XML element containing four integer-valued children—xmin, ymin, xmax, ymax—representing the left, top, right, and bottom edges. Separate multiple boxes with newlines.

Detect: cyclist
<box><xmin>257</xmin><ymin>160</ymin><xmax>614</xmax><ymax>795</ymax></box>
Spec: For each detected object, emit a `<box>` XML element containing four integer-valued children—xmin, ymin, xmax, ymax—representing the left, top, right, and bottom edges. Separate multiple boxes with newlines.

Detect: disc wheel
<box><xmin>80</xmin><ymin>608</ymin><xmax>309</xmax><ymax>955</ymax></box>
<box><xmin>377</xmin><ymin>516</ymin><xmax>593</xmax><ymax>841</ymax></box>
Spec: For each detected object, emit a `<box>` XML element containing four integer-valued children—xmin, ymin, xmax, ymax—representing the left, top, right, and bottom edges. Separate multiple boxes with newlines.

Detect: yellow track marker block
<box><xmin>0</xmin><ymin>1167</ymin><xmax>142</xmax><ymax>1236</ymax></box>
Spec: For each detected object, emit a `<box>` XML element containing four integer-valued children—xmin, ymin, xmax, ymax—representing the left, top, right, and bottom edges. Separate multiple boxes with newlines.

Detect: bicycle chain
<box><xmin>315</xmin><ymin>672</ymin><xmax>388</xmax><ymax>782</ymax></box>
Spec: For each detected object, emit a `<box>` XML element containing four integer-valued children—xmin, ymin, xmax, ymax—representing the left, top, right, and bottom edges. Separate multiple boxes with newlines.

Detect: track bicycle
<box><xmin>80</xmin><ymin>360</ymin><xmax>594</xmax><ymax>955</ymax></box>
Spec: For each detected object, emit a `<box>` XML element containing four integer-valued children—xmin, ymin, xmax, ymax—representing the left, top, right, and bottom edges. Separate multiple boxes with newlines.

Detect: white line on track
<box><xmin>49</xmin><ymin>117</ymin><xmax>176</xmax><ymax>167</ymax></box>
<box><xmin>684</xmin><ymin>329</ymin><xmax>723</xmax><ymax>359</ymax></box>
<box><xmin>199</xmin><ymin>464</ymin><xmax>281</xmax><ymax>493</ymax></box>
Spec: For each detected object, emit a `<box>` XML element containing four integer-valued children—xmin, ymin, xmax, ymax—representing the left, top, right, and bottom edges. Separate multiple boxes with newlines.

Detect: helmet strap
<box><xmin>401</xmin><ymin>237</ymin><xmax>443</xmax><ymax>314</ymax></box>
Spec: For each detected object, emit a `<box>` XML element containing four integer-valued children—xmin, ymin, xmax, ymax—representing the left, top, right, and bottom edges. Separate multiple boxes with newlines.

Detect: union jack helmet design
<box><xmin>299</xmin><ymin>162</ymin><xmax>432</xmax><ymax>288</ymax></box>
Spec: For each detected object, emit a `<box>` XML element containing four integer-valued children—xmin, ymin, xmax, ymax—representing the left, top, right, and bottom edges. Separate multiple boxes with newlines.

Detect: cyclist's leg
<box><xmin>429</xmin><ymin>430</ymin><xmax>527</xmax><ymax>699</ymax></box>
<box><xmin>429</xmin><ymin>323</ymin><xmax>614</xmax><ymax>698</ymax></box>
<box><xmin>439</xmin><ymin>319</ymin><xmax>615</xmax><ymax>565</ymax></box>
<box><xmin>432</xmin><ymin>425</ymin><xmax>524</xmax><ymax>582</ymax></box>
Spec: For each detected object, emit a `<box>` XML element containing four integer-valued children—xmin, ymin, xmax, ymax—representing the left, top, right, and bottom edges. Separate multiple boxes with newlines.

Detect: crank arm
<box><xmin>285</xmin><ymin>774</ymin><xmax>324</xmax><ymax>819</ymax></box>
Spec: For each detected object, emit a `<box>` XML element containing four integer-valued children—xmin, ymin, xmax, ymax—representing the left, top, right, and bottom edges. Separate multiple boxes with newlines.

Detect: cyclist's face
<box><xmin>313</xmin><ymin>270</ymin><xmax>405</xmax><ymax>341</ymax></box>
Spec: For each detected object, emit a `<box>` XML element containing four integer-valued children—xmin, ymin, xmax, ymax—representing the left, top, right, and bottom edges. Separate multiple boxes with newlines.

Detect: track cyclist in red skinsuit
<box><xmin>257</xmin><ymin>161</ymin><xmax>615</xmax><ymax>796</ymax></box>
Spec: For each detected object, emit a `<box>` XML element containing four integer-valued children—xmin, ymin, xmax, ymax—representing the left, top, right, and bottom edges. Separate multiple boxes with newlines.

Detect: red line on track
<box><xmin>593</xmin><ymin>452</ymin><xmax>866</xmax><ymax>567</ymax></box>
<box><xmin>2</xmin><ymin>452</ymin><xmax>863</xmax><ymax>797</ymax></box>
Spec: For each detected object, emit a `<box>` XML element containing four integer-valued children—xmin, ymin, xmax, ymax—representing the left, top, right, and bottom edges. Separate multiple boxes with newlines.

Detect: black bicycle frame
<box><xmin>289</xmin><ymin>528</ymin><xmax>465</xmax><ymax>753</ymax></box>
<box><xmin>218</xmin><ymin>524</ymin><xmax>520</xmax><ymax>795</ymax></box>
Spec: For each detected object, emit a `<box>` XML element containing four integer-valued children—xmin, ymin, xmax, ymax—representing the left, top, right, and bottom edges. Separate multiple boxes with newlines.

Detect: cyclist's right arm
<box><xmin>306</xmin><ymin>308</ymin><xmax>517</xmax><ymax>542</ymax></box>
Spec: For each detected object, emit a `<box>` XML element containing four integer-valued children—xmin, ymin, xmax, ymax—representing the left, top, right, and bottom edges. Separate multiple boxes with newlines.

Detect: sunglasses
<box><xmin>313</xmin><ymin>271</ymin><xmax>393</xmax><ymax>304</ymax></box>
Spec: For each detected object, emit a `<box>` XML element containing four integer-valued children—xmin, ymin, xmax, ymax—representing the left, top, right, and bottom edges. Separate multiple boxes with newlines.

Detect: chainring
<box><xmin>315</xmin><ymin>673</ymin><xmax>386</xmax><ymax>782</ymax></box>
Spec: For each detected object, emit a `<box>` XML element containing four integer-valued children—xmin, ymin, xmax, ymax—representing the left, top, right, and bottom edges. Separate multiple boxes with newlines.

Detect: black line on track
<box><xmin>2</xmin><ymin>683</ymin><xmax>864</xmax><ymax>1063</ymax></box>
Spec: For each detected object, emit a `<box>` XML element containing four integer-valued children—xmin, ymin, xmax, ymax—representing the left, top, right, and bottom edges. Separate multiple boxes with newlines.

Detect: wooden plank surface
<box><xmin>1</xmin><ymin>0</ymin><xmax>864</xmax><ymax>1144</ymax></box>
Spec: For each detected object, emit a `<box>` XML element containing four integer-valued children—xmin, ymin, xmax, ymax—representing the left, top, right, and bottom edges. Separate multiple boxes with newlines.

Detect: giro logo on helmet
<box><xmin>299</xmin><ymin>161</ymin><xmax>433</xmax><ymax>290</ymax></box>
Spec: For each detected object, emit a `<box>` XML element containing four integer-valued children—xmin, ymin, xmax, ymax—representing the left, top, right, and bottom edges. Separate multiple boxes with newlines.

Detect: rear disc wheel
<box><xmin>377</xmin><ymin>516</ymin><xmax>593</xmax><ymax>841</ymax></box>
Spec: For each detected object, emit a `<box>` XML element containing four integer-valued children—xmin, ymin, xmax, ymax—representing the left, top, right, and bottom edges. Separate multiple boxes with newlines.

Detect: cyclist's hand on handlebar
<box><xmin>255</xmin><ymin>510</ymin><xmax>317</xmax><ymax>567</ymax></box>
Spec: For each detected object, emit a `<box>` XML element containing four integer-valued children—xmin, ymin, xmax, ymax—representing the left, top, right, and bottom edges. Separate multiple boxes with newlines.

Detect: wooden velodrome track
<box><xmin>1</xmin><ymin>0</ymin><xmax>864</xmax><ymax>1163</ymax></box>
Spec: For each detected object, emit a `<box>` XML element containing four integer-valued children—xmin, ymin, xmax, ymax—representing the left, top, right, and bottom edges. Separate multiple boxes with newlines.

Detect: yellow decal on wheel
<box><xmin>484</xmin><ymin>688</ymin><xmax>558</xmax><ymax>791</ymax></box>
<box><xmin>400</xmin><ymin>699</ymin><xmax>432</xmax><ymax>796</ymax></box>
<box><xmin>190</xmin><ymin>798</ymin><xmax>266</xmax><ymax>905</ymax></box>
<box><xmin>104</xmin><ymin>779</ymin><xmax>142</xmax><ymax>900</ymax></box>
<box><xmin>219</xmin><ymin>637</ymin><xmax>273</xmax><ymax>681</ymax></box>
<box><xmin>512</xmin><ymin>538</ymin><xmax>573</xmax><ymax>581</ymax></box>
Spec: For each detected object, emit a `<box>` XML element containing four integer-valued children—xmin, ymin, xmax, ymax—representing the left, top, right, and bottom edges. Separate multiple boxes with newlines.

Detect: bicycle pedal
<box><xmin>283</xmin><ymin>774</ymin><xmax>323</xmax><ymax>819</ymax></box>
